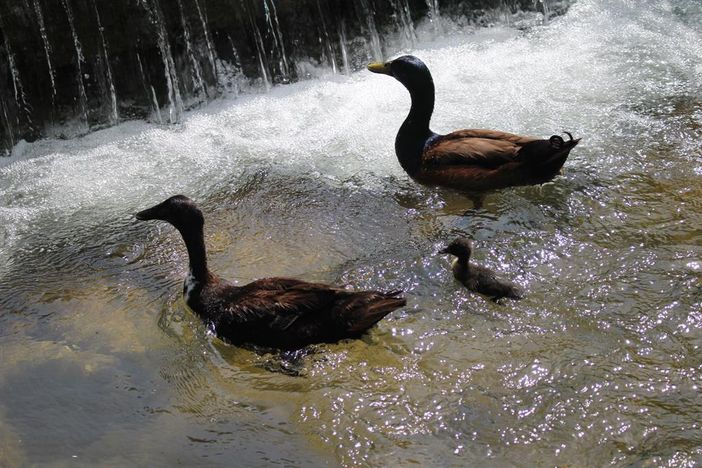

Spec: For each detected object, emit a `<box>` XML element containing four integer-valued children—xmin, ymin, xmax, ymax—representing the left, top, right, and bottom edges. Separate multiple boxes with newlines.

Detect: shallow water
<box><xmin>1</xmin><ymin>0</ymin><xmax>702</xmax><ymax>465</ymax></box>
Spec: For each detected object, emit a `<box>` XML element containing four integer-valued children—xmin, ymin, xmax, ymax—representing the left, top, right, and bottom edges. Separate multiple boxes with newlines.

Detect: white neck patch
<box><xmin>184</xmin><ymin>271</ymin><xmax>200</xmax><ymax>304</ymax></box>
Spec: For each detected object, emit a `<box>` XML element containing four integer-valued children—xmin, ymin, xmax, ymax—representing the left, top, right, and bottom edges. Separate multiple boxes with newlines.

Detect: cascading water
<box><xmin>60</xmin><ymin>0</ymin><xmax>89</xmax><ymax>130</ymax></box>
<box><xmin>31</xmin><ymin>0</ymin><xmax>56</xmax><ymax>104</ymax></box>
<box><xmin>262</xmin><ymin>0</ymin><xmax>290</xmax><ymax>80</ymax></box>
<box><xmin>0</xmin><ymin>0</ymin><xmax>561</xmax><ymax>153</ymax></box>
<box><xmin>316</xmin><ymin>0</ymin><xmax>338</xmax><ymax>74</ymax></box>
<box><xmin>92</xmin><ymin>0</ymin><xmax>119</xmax><ymax>125</ymax></box>
<box><xmin>0</xmin><ymin>0</ymin><xmax>701</xmax><ymax>466</ymax></box>
<box><xmin>358</xmin><ymin>0</ymin><xmax>385</xmax><ymax>61</ymax></box>
<box><xmin>250</xmin><ymin>10</ymin><xmax>273</xmax><ymax>90</ymax></box>
<box><xmin>147</xmin><ymin>0</ymin><xmax>185</xmax><ymax>123</ymax></box>
<box><xmin>338</xmin><ymin>21</ymin><xmax>351</xmax><ymax>75</ymax></box>
<box><xmin>193</xmin><ymin>0</ymin><xmax>218</xmax><ymax>79</ymax></box>
<box><xmin>176</xmin><ymin>0</ymin><xmax>207</xmax><ymax>103</ymax></box>
<box><xmin>391</xmin><ymin>0</ymin><xmax>418</xmax><ymax>47</ymax></box>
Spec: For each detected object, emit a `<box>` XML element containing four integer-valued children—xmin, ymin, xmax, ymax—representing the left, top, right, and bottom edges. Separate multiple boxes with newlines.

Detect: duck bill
<box><xmin>439</xmin><ymin>247</ymin><xmax>450</xmax><ymax>254</ymax></box>
<box><xmin>135</xmin><ymin>205</ymin><xmax>159</xmax><ymax>221</ymax></box>
<box><xmin>367</xmin><ymin>62</ymin><xmax>392</xmax><ymax>75</ymax></box>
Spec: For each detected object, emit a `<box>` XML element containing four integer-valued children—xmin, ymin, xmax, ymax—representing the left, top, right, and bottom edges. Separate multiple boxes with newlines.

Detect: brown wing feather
<box><xmin>201</xmin><ymin>277</ymin><xmax>404</xmax><ymax>348</ymax></box>
<box><xmin>439</xmin><ymin>129</ymin><xmax>538</xmax><ymax>145</ymax></box>
<box><xmin>424</xmin><ymin>129</ymin><xmax>537</xmax><ymax>168</ymax></box>
<box><xmin>220</xmin><ymin>280</ymin><xmax>345</xmax><ymax>329</ymax></box>
<box><xmin>413</xmin><ymin>129</ymin><xmax>579</xmax><ymax>192</ymax></box>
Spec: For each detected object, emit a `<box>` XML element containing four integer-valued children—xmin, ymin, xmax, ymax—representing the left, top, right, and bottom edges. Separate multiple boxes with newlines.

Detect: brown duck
<box><xmin>440</xmin><ymin>238</ymin><xmax>524</xmax><ymax>301</ymax></box>
<box><xmin>135</xmin><ymin>195</ymin><xmax>406</xmax><ymax>350</ymax></box>
<box><xmin>368</xmin><ymin>55</ymin><xmax>580</xmax><ymax>198</ymax></box>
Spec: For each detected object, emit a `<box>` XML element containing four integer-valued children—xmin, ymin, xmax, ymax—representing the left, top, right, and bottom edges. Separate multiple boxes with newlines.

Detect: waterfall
<box><xmin>338</xmin><ymin>22</ymin><xmax>351</xmax><ymax>76</ymax></box>
<box><xmin>391</xmin><ymin>0</ymin><xmax>417</xmax><ymax>47</ymax></box>
<box><xmin>193</xmin><ymin>0</ymin><xmax>218</xmax><ymax>80</ymax></box>
<box><xmin>250</xmin><ymin>12</ymin><xmax>272</xmax><ymax>91</ymax></box>
<box><xmin>150</xmin><ymin>86</ymin><xmax>164</xmax><ymax>124</ymax></box>
<box><xmin>358</xmin><ymin>0</ymin><xmax>384</xmax><ymax>61</ymax></box>
<box><xmin>538</xmin><ymin>0</ymin><xmax>552</xmax><ymax>21</ymax></box>
<box><xmin>31</xmin><ymin>0</ymin><xmax>56</xmax><ymax>104</ymax></box>
<box><xmin>176</xmin><ymin>0</ymin><xmax>207</xmax><ymax>102</ymax></box>
<box><xmin>424</xmin><ymin>0</ymin><xmax>443</xmax><ymax>35</ymax></box>
<box><xmin>0</xmin><ymin>0</ymin><xmax>575</xmax><ymax>153</ymax></box>
<box><xmin>92</xmin><ymin>0</ymin><xmax>119</xmax><ymax>125</ymax></box>
<box><xmin>1</xmin><ymin>96</ymin><xmax>14</xmax><ymax>151</ymax></box>
<box><xmin>426</xmin><ymin>0</ymin><xmax>440</xmax><ymax>20</ymax></box>
<box><xmin>316</xmin><ymin>0</ymin><xmax>338</xmax><ymax>74</ymax></box>
<box><xmin>60</xmin><ymin>0</ymin><xmax>89</xmax><ymax>129</ymax></box>
<box><xmin>262</xmin><ymin>0</ymin><xmax>290</xmax><ymax>81</ymax></box>
<box><xmin>142</xmin><ymin>0</ymin><xmax>184</xmax><ymax>123</ymax></box>
<box><xmin>136</xmin><ymin>51</ymin><xmax>161</xmax><ymax>124</ymax></box>
<box><xmin>0</xmin><ymin>11</ymin><xmax>32</xmax><ymax>134</ymax></box>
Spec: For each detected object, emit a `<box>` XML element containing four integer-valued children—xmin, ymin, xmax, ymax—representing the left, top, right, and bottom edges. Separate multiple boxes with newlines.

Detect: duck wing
<box><xmin>212</xmin><ymin>278</ymin><xmax>405</xmax><ymax>348</ymax></box>
<box><xmin>424</xmin><ymin>129</ymin><xmax>537</xmax><ymax>168</ymax></box>
<box><xmin>222</xmin><ymin>278</ymin><xmax>343</xmax><ymax>330</ymax></box>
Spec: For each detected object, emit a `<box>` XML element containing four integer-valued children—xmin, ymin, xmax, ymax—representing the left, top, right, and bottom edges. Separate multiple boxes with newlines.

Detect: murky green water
<box><xmin>1</xmin><ymin>0</ymin><xmax>701</xmax><ymax>466</ymax></box>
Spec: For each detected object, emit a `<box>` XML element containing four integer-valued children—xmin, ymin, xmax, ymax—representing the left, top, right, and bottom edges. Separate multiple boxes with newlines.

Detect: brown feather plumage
<box><xmin>418</xmin><ymin>129</ymin><xmax>579</xmax><ymax>191</ymax></box>
<box><xmin>136</xmin><ymin>195</ymin><xmax>406</xmax><ymax>351</ymax></box>
<box><xmin>367</xmin><ymin>55</ymin><xmax>580</xmax><ymax>194</ymax></box>
<box><xmin>203</xmin><ymin>276</ymin><xmax>405</xmax><ymax>349</ymax></box>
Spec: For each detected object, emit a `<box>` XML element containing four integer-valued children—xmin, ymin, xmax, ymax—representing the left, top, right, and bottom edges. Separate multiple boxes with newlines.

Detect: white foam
<box><xmin>0</xmin><ymin>0</ymin><xmax>700</xmax><ymax>266</ymax></box>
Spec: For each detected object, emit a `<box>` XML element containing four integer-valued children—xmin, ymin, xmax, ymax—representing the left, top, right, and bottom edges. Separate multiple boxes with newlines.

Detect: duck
<box><xmin>368</xmin><ymin>55</ymin><xmax>580</xmax><ymax>201</ymax></box>
<box><xmin>440</xmin><ymin>238</ymin><xmax>524</xmax><ymax>301</ymax></box>
<box><xmin>135</xmin><ymin>195</ymin><xmax>406</xmax><ymax>350</ymax></box>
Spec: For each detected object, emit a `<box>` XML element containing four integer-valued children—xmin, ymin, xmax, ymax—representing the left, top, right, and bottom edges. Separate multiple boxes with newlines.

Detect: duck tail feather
<box><xmin>383</xmin><ymin>289</ymin><xmax>405</xmax><ymax>298</ymax></box>
<box><xmin>347</xmin><ymin>293</ymin><xmax>406</xmax><ymax>333</ymax></box>
<box><xmin>521</xmin><ymin>132</ymin><xmax>580</xmax><ymax>164</ymax></box>
<box><xmin>549</xmin><ymin>132</ymin><xmax>580</xmax><ymax>163</ymax></box>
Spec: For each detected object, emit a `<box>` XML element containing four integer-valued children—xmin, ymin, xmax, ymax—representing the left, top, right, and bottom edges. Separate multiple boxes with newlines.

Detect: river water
<box><xmin>1</xmin><ymin>0</ymin><xmax>701</xmax><ymax>465</ymax></box>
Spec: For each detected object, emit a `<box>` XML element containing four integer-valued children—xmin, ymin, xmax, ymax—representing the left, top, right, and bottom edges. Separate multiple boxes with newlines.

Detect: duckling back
<box><xmin>455</xmin><ymin>262</ymin><xmax>524</xmax><ymax>301</ymax></box>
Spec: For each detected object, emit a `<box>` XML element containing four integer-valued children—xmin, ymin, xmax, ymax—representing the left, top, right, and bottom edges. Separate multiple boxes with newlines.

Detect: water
<box><xmin>60</xmin><ymin>0</ymin><xmax>89</xmax><ymax>129</ymax></box>
<box><xmin>192</xmin><ymin>0</ymin><xmax>218</xmax><ymax>80</ymax></box>
<box><xmin>143</xmin><ymin>0</ymin><xmax>185</xmax><ymax>124</ymax></box>
<box><xmin>176</xmin><ymin>0</ymin><xmax>207</xmax><ymax>102</ymax></box>
<box><xmin>1</xmin><ymin>0</ymin><xmax>701</xmax><ymax>465</ymax></box>
<box><xmin>0</xmin><ymin>0</ymin><xmax>552</xmax><ymax>149</ymax></box>
<box><xmin>359</xmin><ymin>0</ymin><xmax>385</xmax><ymax>62</ymax></box>
<box><xmin>31</xmin><ymin>0</ymin><xmax>56</xmax><ymax>103</ymax></box>
<box><xmin>92</xmin><ymin>0</ymin><xmax>119</xmax><ymax>125</ymax></box>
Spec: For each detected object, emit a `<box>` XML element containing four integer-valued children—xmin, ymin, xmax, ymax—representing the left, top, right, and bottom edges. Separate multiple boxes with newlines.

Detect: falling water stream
<box><xmin>1</xmin><ymin>0</ymin><xmax>701</xmax><ymax>465</ymax></box>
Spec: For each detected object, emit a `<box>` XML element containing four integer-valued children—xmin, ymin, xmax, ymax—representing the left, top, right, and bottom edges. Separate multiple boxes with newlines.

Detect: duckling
<box><xmin>440</xmin><ymin>238</ymin><xmax>524</xmax><ymax>301</ymax></box>
<box><xmin>135</xmin><ymin>195</ymin><xmax>405</xmax><ymax>350</ymax></box>
<box><xmin>368</xmin><ymin>55</ymin><xmax>580</xmax><ymax>200</ymax></box>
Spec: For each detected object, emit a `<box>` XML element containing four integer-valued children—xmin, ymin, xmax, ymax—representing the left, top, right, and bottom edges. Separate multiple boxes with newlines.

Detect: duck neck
<box><xmin>178</xmin><ymin>225</ymin><xmax>210</xmax><ymax>284</ymax></box>
<box><xmin>455</xmin><ymin>255</ymin><xmax>471</xmax><ymax>275</ymax></box>
<box><xmin>395</xmin><ymin>82</ymin><xmax>436</xmax><ymax>176</ymax></box>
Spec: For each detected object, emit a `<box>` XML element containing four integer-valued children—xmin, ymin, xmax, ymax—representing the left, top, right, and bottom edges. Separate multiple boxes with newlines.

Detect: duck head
<box><xmin>368</xmin><ymin>55</ymin><xmax>434</xmax><ymax>94</ymax></box>
<box><xmin>440</xmin><ymin>238</ymin><xmax>472</xmax><ymax>261</ymax></box>
<box><xmin>135</xmin><ymin>195</ymin><xmax>204</xmax><ymax>232</ymax></box>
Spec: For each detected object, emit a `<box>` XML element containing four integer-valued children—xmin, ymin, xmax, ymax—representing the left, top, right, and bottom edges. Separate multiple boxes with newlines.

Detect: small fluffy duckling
<box><xmin>440</xmin><ymin>238</ymin><xmax>524</xmax><ymax>301</ymax></box>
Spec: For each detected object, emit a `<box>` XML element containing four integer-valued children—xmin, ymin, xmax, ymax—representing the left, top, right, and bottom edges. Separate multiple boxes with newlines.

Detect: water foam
<box><xmin>0</xmin><ymin>0</ymin><xmax>700</xmax><ymax>266</ymax></box>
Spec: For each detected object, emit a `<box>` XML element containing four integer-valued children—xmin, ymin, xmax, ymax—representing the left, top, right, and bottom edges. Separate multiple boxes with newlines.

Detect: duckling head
<box><xmin>439</xmin><ymin>238</ymin><xmax>473</xmax><ymax>261</ymax></box>
<box><xmin>368</xmin><ymin>55</ymin><xmax>434</xmax><ymax>94</ymax></box>
<box><xmin>135</xmin><ymin>195</ymin><xmax>204</xmax><ymax>232</ymax></box>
